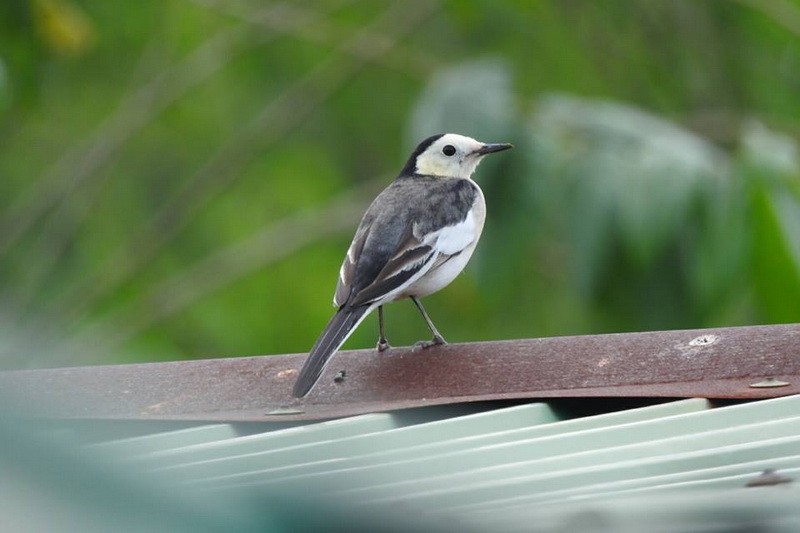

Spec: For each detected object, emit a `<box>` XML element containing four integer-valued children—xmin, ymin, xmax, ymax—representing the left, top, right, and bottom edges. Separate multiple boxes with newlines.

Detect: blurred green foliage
<box><xmin>1</xmin><ymin>0</ymin><xmax>799</xmax><ymax>368</ymax></box>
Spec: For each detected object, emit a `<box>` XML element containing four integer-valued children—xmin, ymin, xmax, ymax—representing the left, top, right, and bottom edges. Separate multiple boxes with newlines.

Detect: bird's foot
<box><xmin>376</xmin><ymin>339</ymin><xmax>392</xmax><ymax>352</ymax></box>
<box><xmin>412</xmin><ymin>335</ymin><xmax>447</xmax><ymax>351</ymax></box>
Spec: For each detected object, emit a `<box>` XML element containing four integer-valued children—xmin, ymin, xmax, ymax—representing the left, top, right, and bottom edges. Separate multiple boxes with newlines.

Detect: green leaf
<box><xmin>529</xmin><ymin>94</ymin><xmax>727</xmax><ymax>294</ymax></box>
<box><xmin>741</xmin><ymin>120</ymin><xmax>800</xmax><ymax>177</ymax></box>
<box><xmin>751</xmin><ymin>183</ymin><xmax>800</xmax><ymax>322</ymax></box>
<box><xmin>0</xmin><ymin>56</ymin><xmax>10</xmax><ymax>114</ymax></box>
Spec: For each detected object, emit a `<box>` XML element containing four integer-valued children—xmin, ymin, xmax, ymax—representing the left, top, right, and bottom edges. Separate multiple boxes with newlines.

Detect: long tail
<box><xmin>293</xmin><ymin>305</ymin><xmax>370</xmax><ymax>397</ymax></box>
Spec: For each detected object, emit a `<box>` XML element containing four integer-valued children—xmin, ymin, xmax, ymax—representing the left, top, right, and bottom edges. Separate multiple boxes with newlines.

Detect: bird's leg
<box><xmin>376</xmin><ymin>305</ymin><xmax>391</xmax><ymax>352</ymax></box>
<box><xmin>410</xmin><ymin>296</ymin><xmax>447</xmax><ymax>350</ymax></box>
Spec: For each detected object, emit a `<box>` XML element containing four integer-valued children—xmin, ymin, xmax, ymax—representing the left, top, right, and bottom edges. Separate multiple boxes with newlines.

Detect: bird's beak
<box><xmin>475</xmin><ymin>143</ymin><xmax>513</xmax><ymax>156</ymax></box>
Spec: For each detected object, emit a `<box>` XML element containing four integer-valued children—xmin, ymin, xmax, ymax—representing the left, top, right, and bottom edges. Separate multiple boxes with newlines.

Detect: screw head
<box><xmin>749</xmin><ymin>377</ymin><xmax>791</xmax><ymax>388</ymax></box>
<box><xmin>689</xmin><ymin>334</ymin><xmax>720</xmax><ymax>347</ymax></box>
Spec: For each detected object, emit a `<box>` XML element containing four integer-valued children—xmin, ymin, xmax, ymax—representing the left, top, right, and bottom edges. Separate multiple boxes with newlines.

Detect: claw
<box><xmin>377</xmin><ymin>339</ymin><xmax>391</xmax><ymax>352</ymax></box>
<box><xmin>412</xmin><ymin>335</ymin><xmax>447</xmax><ymax>351</ymax></box>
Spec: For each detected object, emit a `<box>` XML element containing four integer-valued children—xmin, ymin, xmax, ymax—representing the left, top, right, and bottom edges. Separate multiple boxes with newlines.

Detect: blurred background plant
<box><xmin>1</xmin><ymin>0</ymin><xmax>799</xmax><ymax>368</ymax></box>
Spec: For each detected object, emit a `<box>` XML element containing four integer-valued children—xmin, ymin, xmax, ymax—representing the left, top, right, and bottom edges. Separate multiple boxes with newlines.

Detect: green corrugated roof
<box><xmin>64</xmin><ymin>396</ymin><xmax>800</xmax><ymax>532</ymax></box>
<box><xmin>5</xmin><ymin>324</ymin><xmax>800</xmax><ymax>532</ymax></box>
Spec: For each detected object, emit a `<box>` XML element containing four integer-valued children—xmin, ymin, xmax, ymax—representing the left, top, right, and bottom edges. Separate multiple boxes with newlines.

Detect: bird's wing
<box><xmin>333</xmin><ymin>220</ymin><xmax>436</xmax><ymax>309</ymax></box>
<box><xmin>347</xmin><ymin>222</ymin><xmax>435</xmax><ymax>307</ymax></box>
<box><xmin>333</xmin><ymin>225</ymin><xmax>369</xmax><ymax>307</ymax></box>
<box><xmin>333</xmin><ymin>177</ymin><xmax>479</xmax><ymax>309</ymax></box>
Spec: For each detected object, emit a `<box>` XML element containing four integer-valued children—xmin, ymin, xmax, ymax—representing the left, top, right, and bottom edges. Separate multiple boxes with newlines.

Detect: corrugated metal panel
<box><xmin>137</xmin><ymin>402</ymin><xmax>559</xmax><ymax>480</ymax></box>
<box><xmin>5</xmin><ymin>324</ymin><xmax>800</xmax><ymax>532</ymax></box>
<box><xmin>70</xmin><ymin>395</ymin><xmax>800</xmax><ymax>532</ymax></box>
<box><xmin>478</xmin><ymin>489</ymin><xmax>800</xmax><ymax>533</ymax></box>
<box><xmin>86</xmin><ymin>424</ymin><xmax>240</xmax><ymax>456</ymax></box>
<box><xmin>149</xmin><ymin>399</ymin><xmax>703</xmax><ymax>490</ymax></box>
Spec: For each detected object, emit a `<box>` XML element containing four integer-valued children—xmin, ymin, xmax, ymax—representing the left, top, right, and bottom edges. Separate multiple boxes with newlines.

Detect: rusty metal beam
<box><xmin>1</xmin><ymin>323</ymin><xmax>798</xmax><ymax>422</ymax></box>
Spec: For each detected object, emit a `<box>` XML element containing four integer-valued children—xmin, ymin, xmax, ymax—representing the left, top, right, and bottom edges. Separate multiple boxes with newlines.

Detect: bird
<box><xmin>293</xmin><ymin>133</ymin><xmax>513</xmax><ymax>397</ymax></box>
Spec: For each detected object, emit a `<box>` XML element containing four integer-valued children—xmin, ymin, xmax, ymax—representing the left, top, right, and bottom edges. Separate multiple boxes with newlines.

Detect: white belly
<box><xmin>403</xmin><ymin>240</ymin><xmax>479</xmax><ymax>298</ymax></box>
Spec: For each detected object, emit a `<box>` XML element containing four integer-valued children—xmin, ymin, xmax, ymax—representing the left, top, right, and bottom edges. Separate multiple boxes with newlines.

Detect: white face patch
<box><xmin>415</xmin><ymin>134</ymin><xmax>486</xmax><ymax>179</ymax></box>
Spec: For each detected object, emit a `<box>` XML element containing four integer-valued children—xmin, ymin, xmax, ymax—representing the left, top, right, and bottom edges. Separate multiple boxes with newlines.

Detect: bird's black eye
<box><xmin>442</xmin><ymin>145</ymin><xmax>456</xmax><ymax>156</ymax></box>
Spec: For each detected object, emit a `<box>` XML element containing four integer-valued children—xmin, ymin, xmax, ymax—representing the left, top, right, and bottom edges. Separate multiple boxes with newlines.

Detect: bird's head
<box><xmin>402</xmin><ymin>133</ymin><xmax>513</xmax><ymax>179</ymax></box>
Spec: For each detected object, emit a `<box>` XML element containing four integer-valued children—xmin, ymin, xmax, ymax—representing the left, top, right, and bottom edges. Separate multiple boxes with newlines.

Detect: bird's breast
<box><xmin>402</xmin><ymin>184</ymin><xmax>486</xmax><ymax>299</ymax></box>
<box><xmin>418</xmin><ymin>180</ymin><xmax>486</xmax><ymax>250</ymax></box>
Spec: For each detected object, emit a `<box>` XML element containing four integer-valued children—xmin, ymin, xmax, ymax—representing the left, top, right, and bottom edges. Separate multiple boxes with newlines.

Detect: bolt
<box><xmin>689</xmin><ymin>334</ymin><xmax>720</xmax><ymax>347</ymax></box>
<box><xmin>266</xmin><ymin>407</ymin><xmax>305</xmax><ymax>416</ymax></box>
<box><xmin>749</xmin><ymin>377</ymin><xmax>791</xmax><ymax>388</ymax></box>
<box><xmin>746</xmin><ymin>469</ymin><xmax>793</xmax><ymax>487</ymax></box>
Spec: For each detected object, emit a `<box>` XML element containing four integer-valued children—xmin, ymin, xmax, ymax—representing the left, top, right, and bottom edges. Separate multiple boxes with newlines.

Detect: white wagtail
<box><xmin>293</xmin><ymin>133</ymin><xmax>512</xmax><ymax>397</ymax></box>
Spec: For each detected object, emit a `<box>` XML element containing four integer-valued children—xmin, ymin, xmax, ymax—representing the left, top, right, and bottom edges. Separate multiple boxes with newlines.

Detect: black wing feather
<box><xmin>349</xmin><ymin>244</ymin><xmax>434</xmax><ymax>307</ymax></box>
